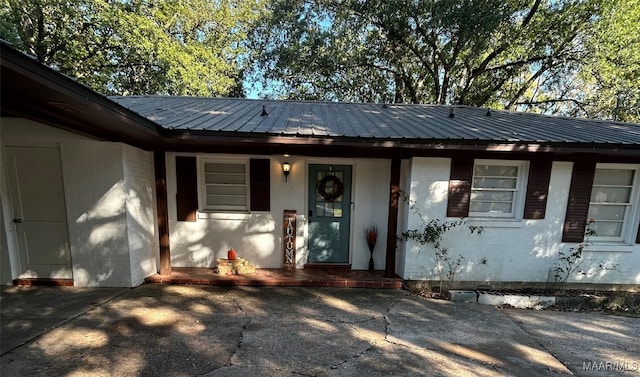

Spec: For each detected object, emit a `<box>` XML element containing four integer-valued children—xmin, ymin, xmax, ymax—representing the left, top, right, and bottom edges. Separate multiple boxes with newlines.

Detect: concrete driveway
<box><xmin>1</xmin><ymin>285</ymin><xmax>638</xmax><ymax>377</ymax></box>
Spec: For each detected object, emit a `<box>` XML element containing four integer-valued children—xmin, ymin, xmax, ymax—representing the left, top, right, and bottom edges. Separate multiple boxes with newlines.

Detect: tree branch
<box><xmin>515</xmin><ymin>98</ymin><xmax>589</xmax><ymax>116</ymax></box>
<box><xmin>506</xmin><ymin>59</ymin><xmax>554</xmax><ymax>109</ymax></box>
<box><xmin>470</xmin><ymin>0</ymin><xmax>542</xmax><ymax>78</ymax></box>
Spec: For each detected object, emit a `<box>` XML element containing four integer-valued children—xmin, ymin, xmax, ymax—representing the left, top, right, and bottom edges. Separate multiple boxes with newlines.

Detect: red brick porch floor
<box><xmin>145</xmin><ymin>267</ymin><xmax>403</xmax><ymax>289</ymax></box>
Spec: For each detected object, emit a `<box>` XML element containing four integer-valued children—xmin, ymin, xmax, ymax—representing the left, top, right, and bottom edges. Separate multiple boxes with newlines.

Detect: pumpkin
<box><xmin>227</xmin><ymin>248</ymin><xmax>237</xmax><ymax>260</ymax></box>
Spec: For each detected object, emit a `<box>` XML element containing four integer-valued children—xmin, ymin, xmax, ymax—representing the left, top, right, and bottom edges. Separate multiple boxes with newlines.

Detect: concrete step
<box><xmin>448</xmin><ymin>290</ymin><xmax>556</xmax><ymax>309</ymax></box>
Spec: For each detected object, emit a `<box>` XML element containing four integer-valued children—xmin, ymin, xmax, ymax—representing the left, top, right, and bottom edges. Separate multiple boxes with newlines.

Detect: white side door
<box><xmin>5</xmin><ymin>146</ymin><xmax>72</xmax><ymax>279</ymax></box>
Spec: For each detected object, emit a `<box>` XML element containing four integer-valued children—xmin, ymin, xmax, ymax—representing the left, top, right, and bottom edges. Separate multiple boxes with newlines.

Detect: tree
<box><xmin>0</xmin><ymin>0</ymin><xmax>266</xmax><ymax>96</ymax></box>
<box><xmin>579</xmin><ymin>0</ymin><xmax>640</xmax><ymax>122</ymax></box>
<box><xmin>249</xmin><ymin>0</ymin><xmax>639</xmax><ymax>121</ymax></box>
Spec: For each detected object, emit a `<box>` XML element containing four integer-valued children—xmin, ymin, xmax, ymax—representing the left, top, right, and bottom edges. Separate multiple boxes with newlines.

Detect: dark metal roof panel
<box><xmin>109</xmin><ymin>96</ymin><xmax>640</xmax><ymax>145</ymax></box>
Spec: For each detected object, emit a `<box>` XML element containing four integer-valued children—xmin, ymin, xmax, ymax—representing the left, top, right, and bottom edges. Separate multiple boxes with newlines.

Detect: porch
<box><xmin>145</xmin><ymin>267</ymin><xmax>403</xmax><ymax>289</ymax></box>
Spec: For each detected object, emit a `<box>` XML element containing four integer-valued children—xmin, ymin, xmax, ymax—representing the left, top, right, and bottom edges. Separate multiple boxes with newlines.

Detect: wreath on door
<box><xmin>317</xmin><ymin>175</ymin><xmax>344</xmax><ymax>202</ymax></box>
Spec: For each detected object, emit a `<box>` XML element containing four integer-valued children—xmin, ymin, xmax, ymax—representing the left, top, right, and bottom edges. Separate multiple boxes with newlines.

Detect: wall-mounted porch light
<box><xmin>282</xmin><ymin>162</ymin><xmax>291</xmax><ymax>182</ymax></box>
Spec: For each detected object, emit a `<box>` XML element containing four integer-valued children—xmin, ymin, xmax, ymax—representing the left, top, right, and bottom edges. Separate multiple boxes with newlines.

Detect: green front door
<box><xmin>308</xmin><ymin>164</ymin><xmax>352</xmax><ymax>263</ymax></box>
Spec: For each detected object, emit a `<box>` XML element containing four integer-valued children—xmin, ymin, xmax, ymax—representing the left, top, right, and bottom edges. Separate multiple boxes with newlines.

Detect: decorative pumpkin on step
<box><xmin>227</xmin><ymin>248</ymin><xmax>237</xmax><ymax>260</ymax></box>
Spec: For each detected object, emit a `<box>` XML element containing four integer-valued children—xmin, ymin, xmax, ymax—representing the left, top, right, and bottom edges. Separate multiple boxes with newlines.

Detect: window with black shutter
<box><xmin>175</xmin><ymin>156</ymin><xmax>271</xmax><ymax>217</ymax></box>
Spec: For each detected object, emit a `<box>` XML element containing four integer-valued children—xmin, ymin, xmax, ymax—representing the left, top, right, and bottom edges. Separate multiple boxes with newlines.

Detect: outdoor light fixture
<box><xmin>282</xmin><ymin>162</ymin><xmax>291</xmax><ymax>182</ymax></box>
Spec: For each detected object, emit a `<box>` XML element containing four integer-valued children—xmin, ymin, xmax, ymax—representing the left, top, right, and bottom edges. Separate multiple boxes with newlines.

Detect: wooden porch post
<box><xmin>154</xmin><ymin>151</ymin><xmax>171</xmax><ymax>275</ymax></box>
<box><xmin>385</xmin><ymin>158</ymin><xmax>401</xmax><ymax>278</ymax></box>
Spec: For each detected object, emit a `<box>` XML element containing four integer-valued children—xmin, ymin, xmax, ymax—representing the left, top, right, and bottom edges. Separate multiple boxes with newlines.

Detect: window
<box><xmin>588</xmin><ymin>164</ymin><xmax>639</xmax><ymax>242</ymax></box>
<box><xmin>176</xmin><ymin>156</ymin><xmax>270</xmax><ymax>219</ymax></box>
<box><xmin>201</xmin><ymin>160</ymin><xmax>248</xmax><ymax>211</ymax></box>
<box><xmin>469</xmin><ymin>160</ymin><xmax>528</xmax><ymax>218</ymax></box>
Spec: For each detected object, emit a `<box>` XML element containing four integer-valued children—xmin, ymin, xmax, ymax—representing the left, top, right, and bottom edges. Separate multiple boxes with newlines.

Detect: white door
<box><xmin>5</xmin><ymin>146</ymin><xmax>72</xmax><ymax>279</ymax></box>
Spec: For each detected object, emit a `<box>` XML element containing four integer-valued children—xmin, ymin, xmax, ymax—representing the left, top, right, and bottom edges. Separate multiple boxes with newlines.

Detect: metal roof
<box><xmin>110</xmin><ymin>95</ymin><xmax>640</xmax><ymax>146</ymax></box>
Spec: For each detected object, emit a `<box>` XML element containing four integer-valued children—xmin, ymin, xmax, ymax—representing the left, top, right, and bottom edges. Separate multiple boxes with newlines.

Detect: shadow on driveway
<box><xmin>1</xmin><ymin>286</ymin><xmax>129</xmax><ymax>355</ymax></box>
<box><xmin>1</xmin><ymin>285</ymin><xmax>636</xmax><ymax>376</ymax></box>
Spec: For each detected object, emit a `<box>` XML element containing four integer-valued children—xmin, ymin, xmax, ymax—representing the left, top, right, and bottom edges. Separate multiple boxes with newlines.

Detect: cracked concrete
<box><xmin>2</xmin><ymin>285</ymin><xmax>637</xmax><ymax>376</ymax></box>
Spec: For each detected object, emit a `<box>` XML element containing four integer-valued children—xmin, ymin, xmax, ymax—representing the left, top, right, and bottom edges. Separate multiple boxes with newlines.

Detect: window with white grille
<box><xmin>470</xmin><ymin>160</ymin><xmax>528</xmax><ymax>218</ymax></box>
<box><xmin>200</xmin><ymin>160</ymin><xmax>248</xmax><ymax>211</ymax></box>
<box><xmin>588</xmin><ymin>164</ymin><xmax>639</xmax><ymax>242</ymax></box>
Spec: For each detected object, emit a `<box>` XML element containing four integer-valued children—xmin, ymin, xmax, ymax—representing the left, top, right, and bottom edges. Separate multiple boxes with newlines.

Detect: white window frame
<box><xmin>469</xmin><ymin>159</ymin><xmax>529</xmax><ymax>219</ymax></box>
<box><xmin>198</xmin><ymin>158</ymin><xmax>249</xmax><ymax>212</ymax></box>
<box><xmin>589</xmin><ymin>163</ymin><xmax>640</xmax><ymax>244</ymax></box>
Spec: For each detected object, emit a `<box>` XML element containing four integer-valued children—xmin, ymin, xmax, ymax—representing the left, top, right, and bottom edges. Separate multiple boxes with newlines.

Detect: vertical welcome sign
<box><xmin>283</xmin><ymin>210</ymin><xmax>296</xmax><ymax>270</ymax></box>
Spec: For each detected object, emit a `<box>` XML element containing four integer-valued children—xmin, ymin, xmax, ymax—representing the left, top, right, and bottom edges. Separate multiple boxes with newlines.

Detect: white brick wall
<box><xmin>400</xmin><ymin>159</ymin><xmax>640</xmax><ymax>285</ymax></box>
<box><xmin>167</xmin><ymin>154</ymin><xmax>290</xmax><ymax>269</ymax></box>
<box><xmin>351</xmin><ymin>159</ymin><xmax>391</xmax><ymax>270</ymax></box>
<box><xmin>400</xmin><ymin>157</ymin><xmax>451</xmax><ymax>280</ymax></box>
<box><xmin>123</xmin><ymin>145</ymin><xmax>158</xmax><ymax>286</ymax></box>
<box><xmin>3</xmin><ymin>118</ymin><xmax>636</xmax><ymax>286</ymax></box>
<box><xmin>1</xmin><ymin>118</ymin><xmax>158</xmax><ymax>287</ymax></box>
<box><xmin>61</xmin><ymin>140</ymin><xmax>133</xmax><ymax>287</ymax></box>
<box><xmin>167</xmin><ymin>154</ymin><xmax>392</xmax><ymax>269</ymax></box>
<box><xmin>62</xmin><ymin>142</ymin><xmax>158</xmax><ymax>287</ymax></box>
<box><xmin>395</xmin><ymin>158</ymin><xmax>413</xmax><ymax>277</ymax></box>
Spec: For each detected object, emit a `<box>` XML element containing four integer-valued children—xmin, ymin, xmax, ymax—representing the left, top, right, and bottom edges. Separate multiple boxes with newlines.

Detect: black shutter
<box><xmin>636</xmin><ymin>222</ymin><xmax>640</xmax><ymax>244</ymax></box>
<box><xmin>562</xmin><ymin>160</ymin><xmax>596</xmax><ymax>242</ymax></box>
<box><xmin>523</xmin><ymin>159</ymin><xmax>552</xmax><ymax>219</ymax></box>
<box><xmin>250</xmin><ymin>159</ymin><xmax>270</xmax><ymax>211</ymax></box>
<box><xmin>447</xmin><ymin>156</ymin><xmax>473</xmax><ymax>217</ymax></box>
<box><xmin>175</xmin><ymin>156</ymin><xmax>198</xmax><ymax>222</ymax></box>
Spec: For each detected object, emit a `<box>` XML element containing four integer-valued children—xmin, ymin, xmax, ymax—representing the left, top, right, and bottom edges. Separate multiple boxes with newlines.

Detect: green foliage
<box><xmin>397</xmin><ymin>190</ymin><xmax>483</xmax><ymax>294</ymax></box>
<box><xmin>0</xmin><ymin>0</ymin><xmax>267</xmax><ymax>96</ymax></box>
<box><xmin>553</xmin><ymin>219</ymin><xmax>596</xmax><ymax>294</ymax></box>
<box><xmin>249</xmin><ymin>0</ymin><xmax>638</xmax><ymax>121</ymax></box>
<box><xmin>579</xmin><ymin>0</ymin><xmax>640</xmax><ymax>122</ymax></box>
<box><xmin>551</xmin><ymin>220</ymin><xmax>625</xmax><ymax>295</ymax></box>
<box><xmin>2</xmin><ymin>0</ymin><xmax>636</xmax><ymax>121</ymax></box>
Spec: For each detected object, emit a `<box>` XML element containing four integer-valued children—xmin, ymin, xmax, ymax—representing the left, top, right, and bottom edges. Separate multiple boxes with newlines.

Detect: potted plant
<box><xmin>364</xmin><ymin>225</ymin><xmax>378</xmax><ymax>271</ymax></box>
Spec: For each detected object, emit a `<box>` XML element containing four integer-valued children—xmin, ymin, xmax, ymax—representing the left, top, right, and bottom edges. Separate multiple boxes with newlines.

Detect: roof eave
<box><xmin>160</xmin><ymin>130</ymin><xmax>640</xmax><ymax>159</ymax></box>
<box><xmin>0</xmin><ymin>41</ymin><xmax>163</xmax><ymax>149</ymax></box>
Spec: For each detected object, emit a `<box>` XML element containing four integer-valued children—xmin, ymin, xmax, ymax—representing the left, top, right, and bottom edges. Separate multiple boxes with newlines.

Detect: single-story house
<box><xmin>2</xmin><ymin>41</ymin><xmax>639</xmax><ymax>289</ymax></box>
